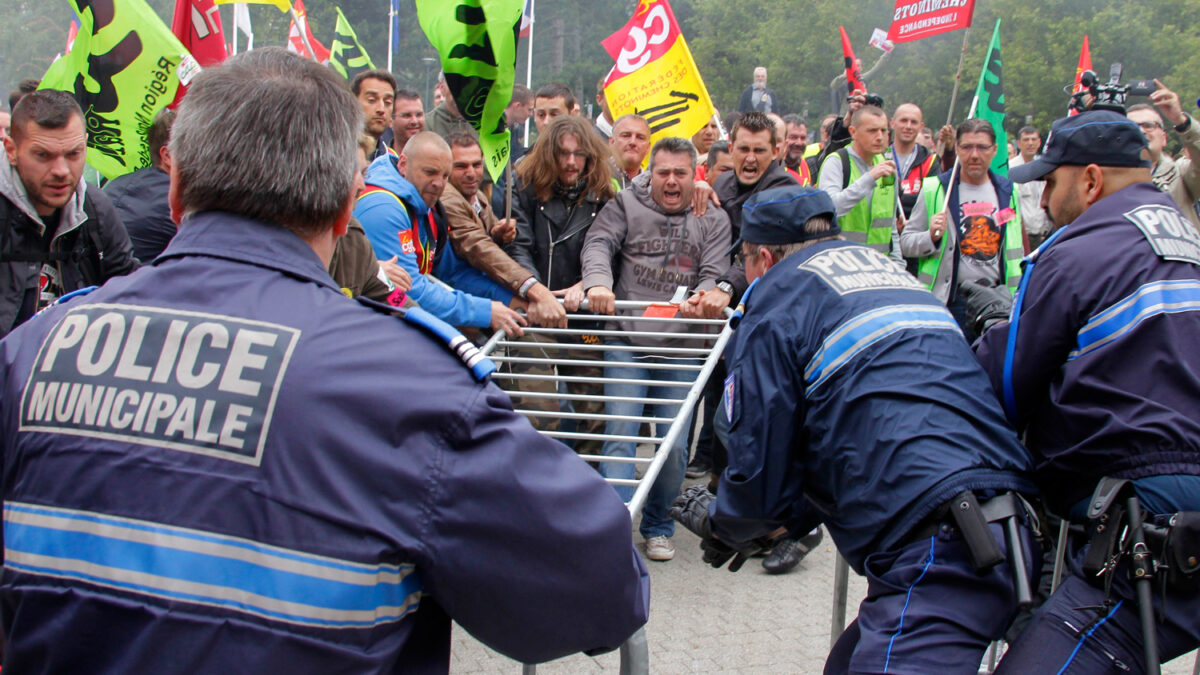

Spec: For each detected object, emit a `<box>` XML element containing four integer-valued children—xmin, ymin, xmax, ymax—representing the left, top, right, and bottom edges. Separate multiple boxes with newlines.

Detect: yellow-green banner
<box><xmin>416</xmin><ymin>0</ymin><xmax>523</xmax><ymax>183</ymax></box>
<box><xmin>329</xmin><ymin>7</ymin><xmax>375</xmax><ymax>79</ymax></box>
<box><xmin>39</xmin><ymin>0</ymin><xmax>198</xmax><ymax>180</ymax></box>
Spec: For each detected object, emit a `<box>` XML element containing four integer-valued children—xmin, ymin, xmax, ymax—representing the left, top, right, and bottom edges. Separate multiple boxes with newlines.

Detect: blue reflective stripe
<box><xmin>805</xmin><ymin>305</ymin><xmax>959</xmax><ymax>394</ymax></box>
<box><xmin>3</xmin><ymin>502</ymin><xmax>421</xmax><ymax>629</ymax></box>
<box><xmin>1070</xmin><ymin>280</ymin><xmax>1200</xmax><ymax>360</ymax></box>
<box><xmin>1055</xmin><ymin>600</ymin><xmax>1123</xmax><ymax>675</ymax></box>
<box><xmin>1002</xmin><ymin>225</ymin><xmax>1069</xmax><ymax>423</ymax></box>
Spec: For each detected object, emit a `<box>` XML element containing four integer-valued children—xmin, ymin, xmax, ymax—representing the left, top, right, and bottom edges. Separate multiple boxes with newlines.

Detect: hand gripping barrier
<box><xmin>478</xmin><ymin>299</ymin><xmax>734</xmax><ymax>673</ymax></box>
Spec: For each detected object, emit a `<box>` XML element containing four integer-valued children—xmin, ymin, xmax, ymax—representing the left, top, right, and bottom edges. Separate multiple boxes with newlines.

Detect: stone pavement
<box><xmin>449</xmin><ymin>487</ymin><xmax>1200</xmax><ymax>674</ymax></box>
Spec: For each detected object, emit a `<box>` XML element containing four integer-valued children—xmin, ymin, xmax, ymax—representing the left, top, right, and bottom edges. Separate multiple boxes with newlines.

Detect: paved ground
<box><xmin>449</xmin><ymin>477</ymin><xmax>1200</xmax><ymax>674</ymax></box>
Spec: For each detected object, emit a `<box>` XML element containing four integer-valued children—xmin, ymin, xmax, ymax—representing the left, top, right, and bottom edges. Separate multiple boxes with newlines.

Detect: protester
<box><xmin>737</xmin><ymin>66</ymin><xmax>777</xmax><ymax>114</ymax></box>
<box><xmin>0</xmin><ymin>109</ymin><xmax>10</xmax><ymax>142</ymax></box>
<box><xmin>818</xmin><ymin>105</ymin><xmax>903</xmax><ymax>263</ymax></box>
<box><xmin>7</xmin><ymin>79</ymin><xmax>39</xmax><ymax>112</ymax></box>
<box><xmin>504</xmin><ymin>114</ymin><xmax>615</xmax><ymax>452</ymax></box>
<box><xmin>0</xmin><ymin>48</ymin><xmax>650</xmax><ymax>672</ymax></box>
<box><xmin>900</xmin><ymin>118</ymin><xmax>1025</xmax><ymax>341</ymax></box>
<box><xmin>671</xmin><ymin>185</ymin><xmax>1038</xmax><ymax>673</ymax></box>
<box><xmin>355</xmin><ymin>131</ymin><xmax>526</xmax><ymax>335</ymax></box>
<box><xmin>1008</xmin><ymin>125</ymin><xmax>1050</xmax><ymax>250</ymax></box>
<box><xmin>966</xmin><ymin>109</ymin><xmax>1200</xmax><ymax>674</ymax></box>
<box><xmin>506</xmin><ymin>83</ymin><xmax>534</xmax><ymax>160</ymax></box>
<box><xmin>609</xmin><ymin>113</ymin><xmax>651</xmax><ymax>190</ymax></box>
<box><xmin>441</xmin><ymin>132</ymin><xmax>565</xmax><ymax>327</ymax></box>
<box><xmin>1126</xmin><ymin>79</ymin><xmax>1200</xmax><ymax>232</ymax></box>
<box><xmin>701</xmin><ymin>140</ymin><xmax>733</xmax><ymax>187</ymax></box>
<box><xmin>890</xmin><ymin>103</ymin><xmax>939</xmax><ymax>221</ymax></box>
<box><xmin>594</xmin><ymin>76</ymin><xmax>614</xmax><ymax>141</ymax></box>
<box><xmin>582</xmin><ymin>136</ymin><xmax>731</xmax><ymax>562</ymax></box>
<box><xmin>781</xmin><ymin>114</ymin><xmax>812</xmax><ymax>185</ymax></box>
<box><xmin>1</xmin><ymin>89</ymin><xmax>137</xmax><ymax>339</ymax></box>
<box><xmin>692</xmin><ymin>115</ymin><xmax>720</xmax><ymax>164</ymax></box>
<box><xmin>104</xmin><ymin>108</ymin><xmax>177</xmax><ymax>262</ymax></box>
<box><xmin>351</xmin><ymin>69</ymin><xmax>396</xmax><ymax>156</ymax></box>
<box><xmin>532</xmin><ymin>82</ymin><xmax>576</xmax><ymax>136</ymax></box>
<box><xmin>426</xmin><ymin>73</ymin><xmax>475</xmax><ymax>140</ymax></box>
<box><xmin>390</xmin><ymin>88</ymin><xmax>426</xmax><ymax>155</ymax></box>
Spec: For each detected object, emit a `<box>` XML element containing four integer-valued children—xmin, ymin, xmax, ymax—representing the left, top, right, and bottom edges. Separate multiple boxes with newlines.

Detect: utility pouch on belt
<box><xmin>951</xmin><ymin>490</ymin><xmax>1006</xmax><ymax>571</ymax></box>
<box><xmin>1082</xmin><ymin>477</ymin><xmax>1131</xmax><ymax>580</ymax></box>
<box><xmin>1156</xmin><ymin>512</ymin><xmax>1200</xmax><ymax>593</ymax></box>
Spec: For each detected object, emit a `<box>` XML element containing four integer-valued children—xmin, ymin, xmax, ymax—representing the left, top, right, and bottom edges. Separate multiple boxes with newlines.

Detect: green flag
<box><xmin>970</xmin><ymin>19</ymin><xmax>1008</xmax><ymax>177</ymax></box>
<box><xmin>416</xmin><ymin>0</ymin><xmax>523</xmax><ymax>182</ymax></box>
<box><xmin>39</xmin><ymin>0</ymin><xmax>197</xmax><ymax>181</ymax></box>
<box><xmin>329</xmin><ymin>7</ymin><xmax>375</xmax><ymax>79</ymax></box>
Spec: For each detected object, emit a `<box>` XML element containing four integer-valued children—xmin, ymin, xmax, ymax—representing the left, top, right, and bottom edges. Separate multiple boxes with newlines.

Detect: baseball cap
<box><xmin>1009</xmin><ymin>109</ymin><xmax>1150</xmax><ymax>183</ymax></box>
<box><xmin>741</xmin><ymin>186</ymin><xmax>841</xmax><ymax>245</ymax></box>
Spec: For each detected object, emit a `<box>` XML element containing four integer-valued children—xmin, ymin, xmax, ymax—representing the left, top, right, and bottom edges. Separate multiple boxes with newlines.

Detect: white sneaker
<box><xmin>644</xmin><ymin>535</ymin><xmax>675</xmax><ymax>561</ymax></box>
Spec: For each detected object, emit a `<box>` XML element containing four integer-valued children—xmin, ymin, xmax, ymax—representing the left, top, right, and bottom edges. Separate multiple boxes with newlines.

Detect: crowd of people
<box><xmin>1</xmin><ymin>52</ymin><xmax>1198</xmax><ymax>672</ymax></box>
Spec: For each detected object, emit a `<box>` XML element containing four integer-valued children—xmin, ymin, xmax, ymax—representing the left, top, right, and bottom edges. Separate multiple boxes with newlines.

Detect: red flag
<box><xmin>65</xmin><ymin>18</ymin><xmax>80</xmax><ymax>53</ymax></box>
<box><xmin>886</xmin><ymin>0</ymin><xmax>975</xmax><ymax>43</ymax></box>
<box><xmin>288</xmin><ymin>0</ymin><xmax>330</xmax><ymax>63</ymax></box>
<box><xmin>518</xmin><ymin>0</ymin><xmax>532</xmax><ymax>38</ymax></box>
<box><xmin>1068</xmin><ymin>35</ymin><xmax>1092</xmax><ymax>116</ymax></box>
<box><xmin>171</xmin><ymin>0</ymin><xmax>228</xmax><ymax>67</ymax></box>
<box><xmin>839</xmin><ymin>26</ymin><xmax>865</xmax><ymax>95</ymax></box>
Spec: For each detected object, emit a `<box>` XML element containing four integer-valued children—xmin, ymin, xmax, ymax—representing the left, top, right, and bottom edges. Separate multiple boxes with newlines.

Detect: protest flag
<box><xmin>519</xmin><ymin>0</ymin><xmax>533</xmax><ymax>38</ymax></box>
<box><xmin>213</xmin><ymin>0</ymin><xmax>290</xmax><ymax>13</ymax></box>
<box><xmin>968</xmin><ymin>19</ymin><xmax>1007</xmax><ymax>177</ymax></box>
<box><xmin>39</xmin><ymin>0</ymin><xmax>199</xmax><ymax>180</ymax></box>
<box><xmin>416</xmin><ymin>0</ymin><xmax>524</xmax><ymax>183</ymax></box>
<box><xmin>839</xmin><ymin>26</ymin><xmax>866</xmax><ymax>95</ymax></box>
<box><xmin>601</xmin><ymin>0</ymin><xmax>717</xmax><ymax>158</ymax></box>
<box><xmin>328</xmin><ymin>8</ymin><xmax>375</xmax><ymax>79</ymax></box>
<box><xmin>65</xmin><ymin>18</ymin><xmax>80</xmax><ymax>53</ymax></box>
<box><xmin>232</xmin><ymin>3</ymin><xmax>254</xmax><ymax>54</ymax></box>
<box><xmin>171</xmin><ymin>0</ymin><xmax>228</xmax><ymax>67</ymax></box>
<box><xmin>1068</xmin><ymin>35</ymin><xmax>1091</xmax><ymax>116</ymax></box>
<box><xmin>886</xmin><ymin>0</ymin><xmax>976</xmax><ymax>43</ymax></box>
<box><xmin>287</xmin><ymin>0</ymin><xmax>330</xmax><ymax>63</ymax></box>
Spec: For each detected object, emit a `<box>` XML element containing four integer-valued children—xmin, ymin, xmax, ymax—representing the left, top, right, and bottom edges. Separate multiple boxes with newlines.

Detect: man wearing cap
<box><xmin>671</xmin><ymin>185</ymin><xmax>1038</xmax><ymax>673</ymax></box>
<box><xmin>967</xmin><ymin>110</ymin><xmax>1200</xmax><ymax>672</ymax></box>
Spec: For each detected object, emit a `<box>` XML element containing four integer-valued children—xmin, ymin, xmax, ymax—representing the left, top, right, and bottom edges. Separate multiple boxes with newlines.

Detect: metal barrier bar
<box><xmin>543</xmin><ymin>431</ymin><xmax>663</xmax><ymax>445</ymax></box>
<box><xmin>495</xmin><ymin>373</ymin><xmax>695</xmax><ymax>388</ymax></box>
<box><xmin>513</xmin><ymin>409</ymin><xmax>675</xmax><ymax>424</ymax></box>
<box><xmin>521</xmin><ymin>326</ymin><xmax>720</xmax><ymax>341</ymax></box>
<box><xmin>506</xmin><ymin>391</ymin><xmax>682</xmax><ymax>406</ymax></box>
<box><xmin>576</xmin><ymin>314</ymin><xmax>726</xmax><ymax>326</ymax></box>
<box><xmin>830</xmin><ymin>554</ymin><xmax>850</xmax><ymax>648</ymax></box>
<box><xmin>492</xmin><ymin>355</ymin><xmax>703</xmax><ymax>371</ymax></box>
<box><xmin>495</xmin><ymin>340</ymin><xmax>712</xmax><ymax>356</ymax></box>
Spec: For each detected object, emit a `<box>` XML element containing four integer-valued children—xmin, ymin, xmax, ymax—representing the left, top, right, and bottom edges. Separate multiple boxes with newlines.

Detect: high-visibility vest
<box><xmin>785</xmin><ymin>160</ymin><xmax>812</xmax><ymax>186</ymax></box>
<box><xmin>915</xmin><ymin>177</ymin><xmax>1023</xmax><ymax>300</ymax></box>
<box><xmin>821</xmin><ymin>148</ymin><xmax>895</xmax><ymax>253</ymax></box>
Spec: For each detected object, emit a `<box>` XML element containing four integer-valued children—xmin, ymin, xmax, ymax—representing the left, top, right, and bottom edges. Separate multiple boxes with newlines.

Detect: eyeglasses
<box><xmin>958</xmin><ymin>144</ymin><xmax>995</xmax><ymax>154</ymax></box>
<box><xmin>1137</xmin><ymin>121</ymin><xmax>1163</xmax><ymax>131</ymax></box>
<box><xmin>555</xmin><ymin>149</ymin><xmax>589</xmax><ymax>160</ymax></box>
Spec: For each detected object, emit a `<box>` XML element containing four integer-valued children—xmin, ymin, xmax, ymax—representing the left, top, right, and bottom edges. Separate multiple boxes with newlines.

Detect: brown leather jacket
<box><xmin>441</xmin><ymin>183</ymin><xmax>531</xmax><ymax>295</ymax></box>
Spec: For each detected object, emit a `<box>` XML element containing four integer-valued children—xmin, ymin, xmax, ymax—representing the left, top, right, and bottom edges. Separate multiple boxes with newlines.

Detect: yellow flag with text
<box><xmin>601</xmin><ymin>0</ymin><xmax>716</xmax><ymax>148</ymax></box>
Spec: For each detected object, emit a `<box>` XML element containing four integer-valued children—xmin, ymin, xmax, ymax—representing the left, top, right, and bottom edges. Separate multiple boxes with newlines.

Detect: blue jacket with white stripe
<box><xmin>710</xmin><ymin>239</ymin><xmax>1034</xmax><ymax>574</ymax></box>
<box><xmin>974</xmin><ymin>182</ymin><xmax>1200</xmax><ymax>515</ymax></box>
<box><xmin>0</xmin><ymin>212</ymin><xmax>649</xmax><ymax>673</ymax></box>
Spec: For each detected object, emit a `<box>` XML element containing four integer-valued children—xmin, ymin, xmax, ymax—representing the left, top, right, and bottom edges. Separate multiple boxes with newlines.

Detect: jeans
<box><xmin>598</xmin><ymin>345</ymin><xmax>698</xmax><ymax>539</ymax></box>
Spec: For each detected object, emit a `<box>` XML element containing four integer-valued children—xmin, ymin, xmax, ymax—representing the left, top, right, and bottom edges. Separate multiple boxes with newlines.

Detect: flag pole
<box><xmin>289</xmin><ymin>6</ymin><xmax>318</xmax><ymax>60</ymax></box>
<box><xmin>944</xmin><ymin>26</ymin><xmax>971</xmax><ymax>126</ymax></box>
<box><xmin>387</xmin><ymin>0</ymin><xmax>394</xmax><ymax>72</ymax></box>
<box><xmin>522</xmin><ymin>0</ymin><xmax>535</xmax><ymax>145</ymax></box>
<box><xmin>231</xmin><ymin>5</ymin><xmax>238</xmax><ymax>55</ymax></box>
<box><xmin>938</xmin><ymin>93</ymin><xmax>981</xmax><ymax>216</ymax></box>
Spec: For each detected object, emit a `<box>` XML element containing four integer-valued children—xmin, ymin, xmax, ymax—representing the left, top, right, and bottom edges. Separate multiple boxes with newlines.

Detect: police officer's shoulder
<box><xmin>354</xmin><ymin>296</ymin><xmax>497</xmax><ymax>382</ymax></box>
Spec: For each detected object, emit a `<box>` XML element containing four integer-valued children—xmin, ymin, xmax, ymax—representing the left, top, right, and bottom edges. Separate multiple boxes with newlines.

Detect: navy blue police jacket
<box><xmin>0</xmin><ymin>212</ymin><xmax>649</xmax><ymax>673</ymax></box>
<box><xmin>975</xmin><ymin>182</ymin><xmax>1200</xmax><ymax>515</ymax></box>
<box><xmin>711</xmin><ymin>239</ymin><xmax>1034</xmax><ymax>574</ymax></box>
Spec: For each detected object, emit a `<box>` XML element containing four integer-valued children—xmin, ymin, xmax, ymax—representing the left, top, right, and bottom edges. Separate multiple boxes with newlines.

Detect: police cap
<box><xmin>1009</xmin><ymin>109</ymin><xmax>1150</xmax><ymax>183</ymax></box>
<box><xmin>741</xmin><ymin>186</ymin><xmax>841</xmax><ymax>245</ymax></box>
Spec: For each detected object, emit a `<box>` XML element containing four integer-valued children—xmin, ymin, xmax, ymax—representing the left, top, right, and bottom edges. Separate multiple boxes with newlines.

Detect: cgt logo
<box><xmin>614</xmin><ymin>2</ymin><xmax>672</xmax><ymax>75</ymax></box>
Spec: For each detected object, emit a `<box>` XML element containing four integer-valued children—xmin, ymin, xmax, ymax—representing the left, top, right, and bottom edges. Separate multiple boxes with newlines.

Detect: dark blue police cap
<box><xmin>741</xmin><ymin>186</ymin><xmax>841</xmax><ymax>245</ymax></box>
<box><xmin>1009</xmin><ymin>109</ymin><xmax>1150</xmax><ymax>183</ymax></box>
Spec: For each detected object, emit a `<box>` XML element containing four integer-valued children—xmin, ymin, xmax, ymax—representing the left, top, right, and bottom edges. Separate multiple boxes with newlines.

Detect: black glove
<box><xmin>670</xmin><ymin>485</ymin><xmax>769</xmax><ymax>572</ymax></box>
<box><xmin>958</xmin><ymin>280</ymin><xmax>1013</xmax><ymax>334</ymax></box>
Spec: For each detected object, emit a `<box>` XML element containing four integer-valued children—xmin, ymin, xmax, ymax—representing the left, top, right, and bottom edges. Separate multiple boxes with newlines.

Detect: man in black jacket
<box><xmin>1</xmin><ymin>90</ymin><xmax>137</xmax><ymax>338</ymax></box>
<box><xmin>104</xmin><ymin>108</ymin><xmax>176</xmax><ymax>262</ymax></box>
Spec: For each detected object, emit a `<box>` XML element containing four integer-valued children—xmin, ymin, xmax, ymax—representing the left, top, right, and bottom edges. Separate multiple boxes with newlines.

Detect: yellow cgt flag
<box><xmin>213</xmin><ymin>0</ymin><xmax>292</xmax><ymax>14</ymax></box>
<box><xmin>601</xmin><ymin>0</ymin><xmax>716</xmax><ymax>151</ymax></box>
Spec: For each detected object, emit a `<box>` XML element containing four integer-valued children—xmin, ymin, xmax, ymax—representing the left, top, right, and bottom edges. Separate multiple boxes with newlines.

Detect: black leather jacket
<box><xmin>506</xmin><ymin>181</ymin><xmax>609</xmax><ymax>292</ymax></box>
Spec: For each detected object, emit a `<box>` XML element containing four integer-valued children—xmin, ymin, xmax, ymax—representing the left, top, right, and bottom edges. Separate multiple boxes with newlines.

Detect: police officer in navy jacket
<box><xmin>0</xmin><ymin>48</ymin><xmax>649</xmax><ymax>673</ymax></box>
<box><xmin>969</xmin><ymin>110</ymin><xmax>1200</xmax><ymax>673</ymax></box>
<box><xmin>671</xmin><ymin>186</ymin><xmax>1038</xmax><ymax>674</ymax></box>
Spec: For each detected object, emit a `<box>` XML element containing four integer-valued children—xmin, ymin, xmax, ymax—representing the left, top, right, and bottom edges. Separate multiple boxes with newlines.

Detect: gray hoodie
<box><xmin>580</xmin><ymin>172</ymin><xmax>731</xmax><ymax>346</ymax></box>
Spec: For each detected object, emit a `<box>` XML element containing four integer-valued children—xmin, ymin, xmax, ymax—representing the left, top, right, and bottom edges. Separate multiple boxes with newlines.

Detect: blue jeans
<box><xmin>598</xmin><ymin>346</ymin><xmax>697</xmax><ymax>539</ymax></box>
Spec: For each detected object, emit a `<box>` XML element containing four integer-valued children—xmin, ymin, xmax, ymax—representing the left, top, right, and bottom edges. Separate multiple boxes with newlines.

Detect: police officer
<box><xmin>670</xmin><ymin>185</ymin><xmax>1039</xmax><ymax>673</ymax></box>
<box><xmin>967</xmin><ymin>110</ymin><xmax>1200</xmax><ymax>672</ymax></box>
<box><xmin>0</xmin><ymin>48</ymin><xmax>649</xmax><ymax>673</ymax></box>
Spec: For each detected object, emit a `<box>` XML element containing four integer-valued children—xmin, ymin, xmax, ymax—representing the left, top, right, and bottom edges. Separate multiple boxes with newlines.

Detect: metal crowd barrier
<box><xmin>478</xmin><ymin>298</ymin><xmax>734</xmax><ymax>674</ymax></box>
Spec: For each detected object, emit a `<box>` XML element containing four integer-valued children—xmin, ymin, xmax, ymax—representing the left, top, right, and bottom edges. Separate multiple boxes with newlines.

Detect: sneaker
<box><xmin>762</xmin><ymin>527</ymin><xmax>823</xmax><ymax>575</ymax></box>
<box><xmin>685</xmin><ymin>458</ymin><xmax>711</xmax><ymax>479</ymax></box>
<box><xmin>644</xmin><ymin>535</ymin><xmax>675</xmax><ymax>561</ymax></box>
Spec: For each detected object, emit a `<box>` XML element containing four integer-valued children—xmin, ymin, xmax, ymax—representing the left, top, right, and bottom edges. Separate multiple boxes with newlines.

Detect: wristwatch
<box><xmin>715</xmin><ymin>281</ymin><xmax>735</xmax><ymax>297</ymax></box>
<box><xmin>1175</xmin><ymin>117</ymin><xmax>1192</xmax><ymax>133</ymax></box>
